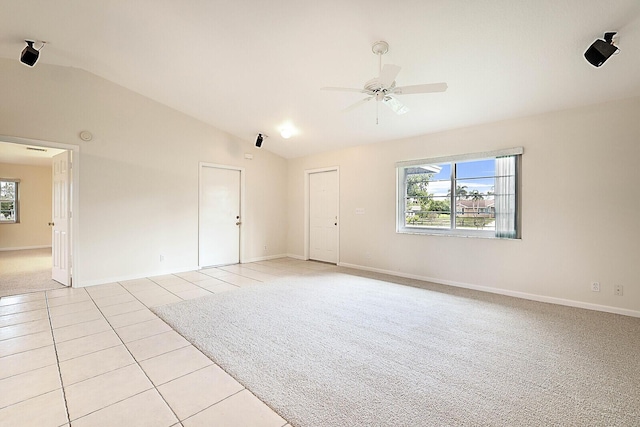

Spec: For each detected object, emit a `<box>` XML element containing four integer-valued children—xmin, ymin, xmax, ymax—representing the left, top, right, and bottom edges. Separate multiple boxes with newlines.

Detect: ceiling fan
<box><xmin>322</xmin><ymin>41</ymin><xmax>447</xmax><ymax>124</ymax></box>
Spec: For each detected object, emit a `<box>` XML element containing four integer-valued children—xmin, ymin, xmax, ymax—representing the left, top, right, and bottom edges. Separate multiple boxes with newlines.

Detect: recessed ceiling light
<box><xmin>280</xmin><ymin>128</ymin><xmax>293</xmax><ymax>139</ymax></box>
<box><xmin>279</xmin><ymin>122</ymin><xmax>298</xmax><ymax>139</ymax></box>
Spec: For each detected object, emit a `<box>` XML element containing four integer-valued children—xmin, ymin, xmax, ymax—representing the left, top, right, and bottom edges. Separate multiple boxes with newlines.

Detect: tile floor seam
<box><xmin>0</xmin><ymin>315</ymin><xmax>49</xmax><ymax>326</ymax></box>
<box><xmin>49</xmin><ymin>316</ymin><xmax>105</xmax><ymax>332</ymax></box>
<box><xmin>56</xmin><ymin>342</ymin><xmax>122</xmax><ymax>363</ymax></box>
<box><xmin>85</xmin><ymin>287</ymin><xmax>184</xmax><ymax>424</ymax></box>
<box><xmin>45</xmin><ymin>290</ymin><xmax>72</xmax><ymax>426</ymax></box>
<box><xmin>193</xmin><ymin>280</ymin><xmax>241</xmax><ymax>290</ymax></box>
<box><xmin>0</xmin><ymin>388</ymin><xmax>62</xmax><ymax>411</ymax></box>
<box><xmin>189</xmin><ymin>278</ymin><xmax>240</xmax><ymax>293</ymax></box>
<box><xmin>148</xmin><ymin>357</ymin><xmax>218</xmax><ymax>389</ymax></box>
<box><xmin>92</xmin><ymin>298</ymin><xmax>136</xmax><ymax>309</ymax></box>
<box><xmin>0</xmin><ymin>340</ymin><xmax>53</xmax><ymax>358</ymax></box>
<box><xmin>127</xmin><ymin>340</ymin><xmax>191</xmax><ymax>363</ymax></box>
<box><xmin>104</xmin><ymin>307</ymin><xmax>150</xmax><ymax>319</ymax></box>
<box><xmin>217</xmin><ymin>267</ymin><xmax>270</xmax><ymax>282</ymax></box>
<box><xmin>208</xmin><ymin>276</ymin><xmax>245</xmax><ymax>287</ymax></box>
<box><xmin>62</xmin><ymin>360</ymin><xmax>136</xmax><ymax>386</ymax></box>
<box><xmin>117</xmin><ymin>325</ymin><xmax>174</xmax><ymax>343</ymax></box>
<box><xmin>138</xmin><ymin>279</ymin><xmax>186</xmax><ymax>301</ymax></box>
<box><xmin>178</xmin><ymin>388</ymin><xmax>246</xmax><ymax>424</ymax></box>
<box><xmin>48</xmin><ymin>306</ymin><xmax>101</xmax><ymax>319</ymax></box>
<box><xmin>0</xmin><ymin>357</ymin><xmax>57</xmax><ymax>382</ymax></box>
<box><xmin>53</xmin><ymin>326</ymin><xmax>114</xmax><ymax>345</ymax></box>
<box><xmin>0</xmin><ymin>327</ymin><xmax>50</xmax><ymax>342</ymax></box>
<box><xmin>66</xmin><ymin>386</ymin><xmax>155</xmax><ymax>423</ymax></box>
<box><xmin>0</xmin><ymin>305</ymin><xmax>46</xmax><ymax>316</ymax></box>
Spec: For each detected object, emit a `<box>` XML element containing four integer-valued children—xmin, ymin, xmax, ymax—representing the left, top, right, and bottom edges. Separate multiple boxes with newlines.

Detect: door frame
<box><xmin>198</xmin><ymin>162</ymin><xmax>245</xmax><ymax>267</ymax></box>
<box><xmin>0</xmin><ymin>134</ymin><xmax>80</xmax><ymax>286</ymax></box>
<box><xmin>304</xmin><ymin>166</ymin><xmax>339</xmax><ymax>262</ymax></box>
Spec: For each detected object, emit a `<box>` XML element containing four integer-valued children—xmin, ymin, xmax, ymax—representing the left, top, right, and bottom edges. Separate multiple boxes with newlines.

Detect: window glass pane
<box><xmin>404</xmin><ymin>163</ymin><xmax>450</xmax><ymax>229</ymax></box>
<box><xmin>454</xmin><ymin>160</ymin><xmax>496</xmax><ymax>232</ymax></box>
<box><xmin>1</xmin><ymin>201</ymin><xmax>15</xmax><ymax>221</ymax></box>
<box><xmin>456</xmin><ymin>159</ymin><xmax>494</xmax><ymax>179</ymax></box>
<box><xmin>1</xmin><ymin>181</ymin><xmax>17</xmax><ymax>200</ymax></box>
<box><xmin>1</xmin><ymin>181</ymin><xmax>18</xmax><ymax>222</ymax></box>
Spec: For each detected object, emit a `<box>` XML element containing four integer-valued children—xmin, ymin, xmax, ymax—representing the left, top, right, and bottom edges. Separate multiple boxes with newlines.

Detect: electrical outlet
<box><xmin>614</xmin><ymin>285</ymin><xmax>623</xmax><ymax>296</ymax></box>
<box><xmin>591</xmin><ymin>282</ymin><xmax>600</xmax><ymax>292</ymax></box>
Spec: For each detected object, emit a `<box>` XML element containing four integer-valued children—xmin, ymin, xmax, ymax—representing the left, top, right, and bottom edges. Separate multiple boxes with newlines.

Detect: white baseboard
<box><xmin>76</xmin><ymin>265</ymin><xmax>201</xmax><ymax>288</ymax></box>
<box><xmin>338</xmin><ymin>262</ymin><xmax>640</xmax><ymax>319</ymax></box>
<box><xmin>285</xmin><ymin>253</ymin><xmax>306</xmax><ymax>260</ymax></box>
<box><xmin>242</xmin><ymin>253</ymin><xmax>289</xmax><ymax>263</ymax></box>
<box><xmin>0</xmin><ymin>245</ymin><xmax>51</xmax><ymax>252</ymax></box>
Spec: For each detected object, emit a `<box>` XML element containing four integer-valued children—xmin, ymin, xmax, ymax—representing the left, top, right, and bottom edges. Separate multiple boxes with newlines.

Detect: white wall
<box><xmin>0</xmin><ymin>59</ymin><xmax>287</xmax><ymax>286</ymax></box>
<box><xmin>287</xmin><ymin>97</ymin><xmax>640</xmax><ymax>315</ymax></box>
<box><xmin>0</xmin><ymin>162</ymin><xmax>51</xmax><ymax>250</ymax></box>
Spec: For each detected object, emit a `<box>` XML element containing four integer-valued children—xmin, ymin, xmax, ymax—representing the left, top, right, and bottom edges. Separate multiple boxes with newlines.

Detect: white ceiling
<box><xmin>1</xmin><ymin>1</ymin><xmax>639</xmax><ymax>159</ymax></box>
<box><xmin>0</xmin><ymin>141</ymin><xmax>64</xmax><ymax>167</ymax></box>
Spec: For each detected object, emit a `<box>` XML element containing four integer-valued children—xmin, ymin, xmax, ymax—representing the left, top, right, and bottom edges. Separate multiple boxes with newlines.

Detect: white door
<box><xmin>52</xmin><ymin>151</ymin><xmax>71</xmax><ymax>286</ymax></box>
<box><xmin>199</xmin><ymin>165</ymin><xmax>241</xmax><ymax>267</ymax></box>
<box><xmin>309</xmin><ymin>170</ymin><xmax>338</xmax><ymax>263</ymax></box>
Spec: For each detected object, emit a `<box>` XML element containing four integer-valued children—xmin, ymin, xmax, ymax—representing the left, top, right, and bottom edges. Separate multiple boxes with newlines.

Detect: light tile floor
<box><xmin>0</xmin><ymin>257</ymin><xmax>335</xmax><ymax>427</ymax></box>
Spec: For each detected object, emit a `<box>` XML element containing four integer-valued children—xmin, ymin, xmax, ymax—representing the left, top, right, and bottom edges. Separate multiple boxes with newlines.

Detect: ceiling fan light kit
<box><xmin>321</xmin><ymin>40</ymin><xmax>447</xmax><ymax>123</ymax></box>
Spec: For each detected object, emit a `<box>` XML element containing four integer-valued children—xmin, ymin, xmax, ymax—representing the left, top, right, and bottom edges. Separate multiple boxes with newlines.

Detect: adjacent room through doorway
<box><xmin>0</xmin><ymin>140</ymin><xmax>70</xmax><ymax>297</ymax></box>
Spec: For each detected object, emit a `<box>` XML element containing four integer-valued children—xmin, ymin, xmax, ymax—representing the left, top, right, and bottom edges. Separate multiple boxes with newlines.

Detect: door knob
<box><xmin>48</xmin><ymin>222</ymin><xmax>55</xmax><ymax>226</ymax></box>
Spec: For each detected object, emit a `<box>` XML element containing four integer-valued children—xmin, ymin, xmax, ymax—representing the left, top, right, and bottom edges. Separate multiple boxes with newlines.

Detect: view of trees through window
<box><xmin>404</xmin><ymin>159</ymin><xmax>497</xmax><ymax>231</ymax></box>
<box><xmin>0</xmin><ymin>180</ymin><xmax>18</xmax><ymax>222</ymax></box>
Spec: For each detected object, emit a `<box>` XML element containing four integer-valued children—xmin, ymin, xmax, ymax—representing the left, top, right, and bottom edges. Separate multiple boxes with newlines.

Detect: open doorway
<box><xmin>0</xmin><ymin>137</ymin><xmax>78</xmax><ymax>297</ymax></box>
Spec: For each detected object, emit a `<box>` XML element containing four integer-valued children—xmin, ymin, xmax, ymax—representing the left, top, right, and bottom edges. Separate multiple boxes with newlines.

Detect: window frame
<box><xmin>0</xmin><ymin>179</ymin><xmax>20</xmax><ymax>224</ymax></box>
<box><xmin>396</xmin><ymin>148</ymin><xmax>522</xmax><ymax>239</ymax></box>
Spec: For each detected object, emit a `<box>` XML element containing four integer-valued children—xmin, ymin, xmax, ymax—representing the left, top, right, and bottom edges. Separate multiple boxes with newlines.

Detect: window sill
<box><xmin>397</xmin><ymin>227</ymin><xmax>520</xmax><ymax>240</ymax></box>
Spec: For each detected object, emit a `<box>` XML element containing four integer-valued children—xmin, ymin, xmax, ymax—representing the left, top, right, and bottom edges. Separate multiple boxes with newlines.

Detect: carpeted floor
<box><xmin>154</xmin><ymin>271</ymin><xmax>640</xmax><ymax>427</ymax></box>
<box><xmin>0</xmin><ymin>248</ymin><xmax>65</xmax><ymax>297</ymax></box>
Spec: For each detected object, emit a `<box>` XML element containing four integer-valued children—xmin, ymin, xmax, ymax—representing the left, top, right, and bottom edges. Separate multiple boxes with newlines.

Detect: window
<box><xmin>397</xmin><ymin>148</ymin><xmax>522</xmax><ymax>239</ymax></box>
<box><xmin>0</xmin><ymin>179</ymin><xmax>19</xmax><ymax>223</ymax></box>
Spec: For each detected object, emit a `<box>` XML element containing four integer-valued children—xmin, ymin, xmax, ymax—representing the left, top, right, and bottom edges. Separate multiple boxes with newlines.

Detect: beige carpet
<box><xmin>0</xmin><ymin>248</ymin><xmax>65</xmax><ymax>297</ymax></box>
<box><xmin>154</xmin><ymin>271</ymin><xmax>640</xmax><ymax>427</ymax></box>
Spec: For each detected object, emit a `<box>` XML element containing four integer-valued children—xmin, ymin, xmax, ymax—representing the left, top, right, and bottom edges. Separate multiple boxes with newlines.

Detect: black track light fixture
<box><xmin>584</xmin><ymin>32</ymin><xmax>619</xmax><ymax>67</ymax></box>
<box><xmin>255</xmin><ymin>133</ymin><xmax>268</xmax><ymax>148</ymax></box>
<box><xmin>20</xmin><ymin>40</ymin><xmax>46</xmax><ymax>67</ymax></box>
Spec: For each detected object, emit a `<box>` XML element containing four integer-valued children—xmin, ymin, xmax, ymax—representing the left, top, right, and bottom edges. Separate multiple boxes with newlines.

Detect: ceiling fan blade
<box><xmin>379</xmin><ymin>64</ymin><xmax>401</xmax><ymax>88</ymax></box>
<box><xmin>393</xmin><ymin>82</ymin><xmax>448</xmax><ymax>95</ymax></box>
<box><xmin>321</xmin><ymin>87</ymin><xmax>366</xmax><ymax>93</ymax></box>
<box><xmin>382</xmin><ymin>96</ymin><xmax>409</xmax><ymax>115</ymax></box>
<box><xmin>343</xmin><ymin>97</ymin><xmax>373</xmax><ymax>112</ymax></box>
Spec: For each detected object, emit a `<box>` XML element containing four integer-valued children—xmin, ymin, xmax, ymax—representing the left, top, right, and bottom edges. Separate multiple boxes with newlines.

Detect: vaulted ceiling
<box><xmin>1</xmin><ymin>1</ymin><xmax>639</xmax><ymax>158</ymax></box>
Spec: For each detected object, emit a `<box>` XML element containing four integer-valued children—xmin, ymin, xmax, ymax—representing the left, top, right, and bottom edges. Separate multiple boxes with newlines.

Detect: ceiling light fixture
<box><xmin>584</xmin><ymin>32</ymin><xmax>619</xmax><ymax>67</ymax></box>
<box><xmin>20</xmin><ymin>40</ymin><xmax>46</xmax><ymax>67</ymax></box>
<box><xmin>255</xmin><ymin>133</ymin><xmax>267</xmax><ymax>148</ymax></box>
<box><xmin>280</xmin><ymin>127</ymin><xmax>293</xmax><ymax>139</ymax></box>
